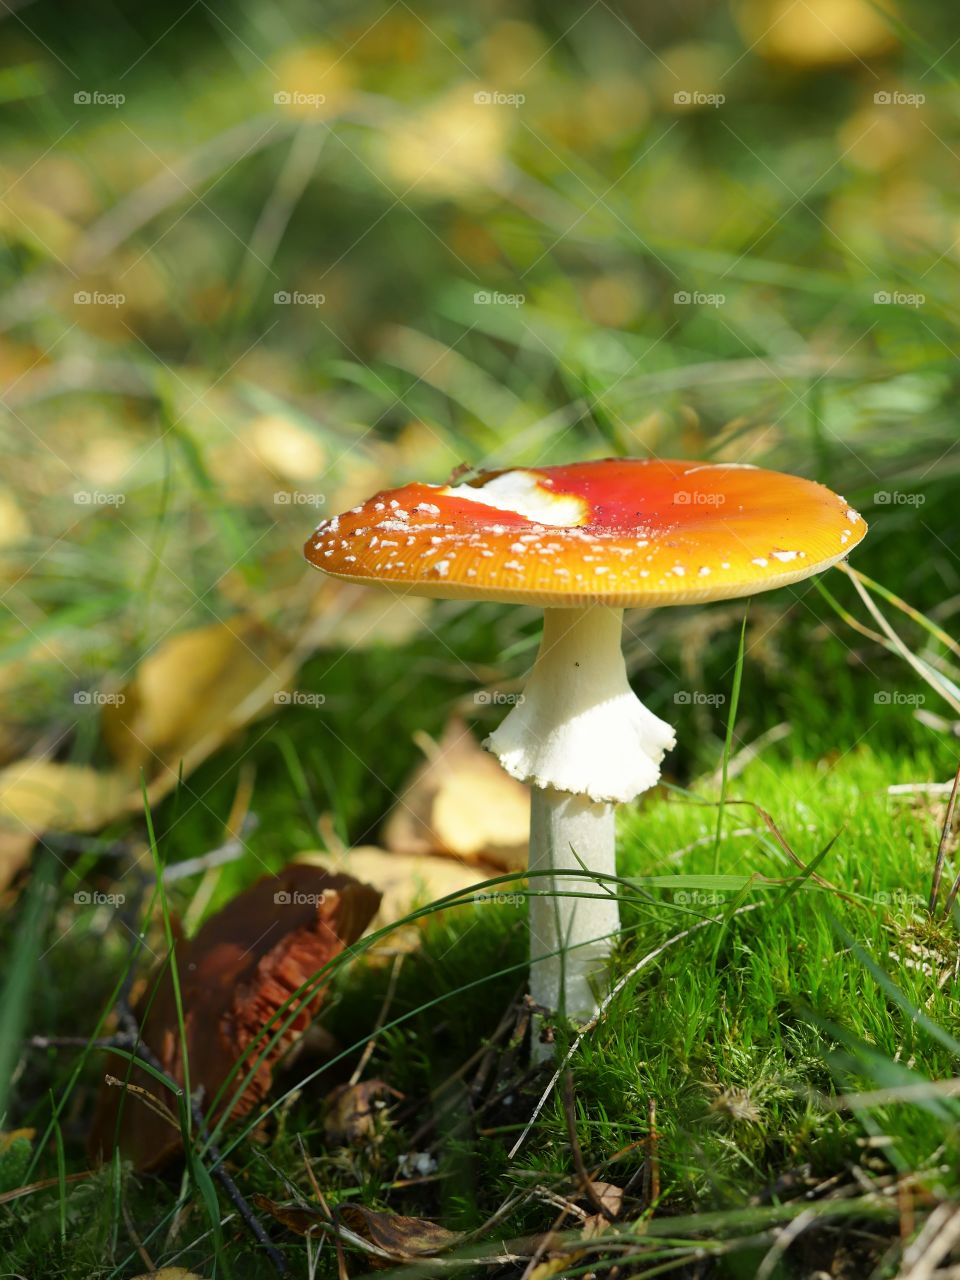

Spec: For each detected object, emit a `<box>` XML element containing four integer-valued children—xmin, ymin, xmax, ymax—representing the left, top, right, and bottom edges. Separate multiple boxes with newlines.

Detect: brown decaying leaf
<box><xmin>89</xmin><ymin>864</ymin><xmax>381</xmax><ymax>1171</ymax></box>
<box><xmin>383</xmin><ymin>717</ymin><xmax>529</xmax><ymax>871</ymax></box>
<box><xmin>324</xmin><ymin>1079</ymin><xmax>403</xmax><ymax>1147</ymax></box>
<box><xmin>338</xmin><ymin>1205</ymin><xmax>462</xmax><ymax>1264</ymax></box>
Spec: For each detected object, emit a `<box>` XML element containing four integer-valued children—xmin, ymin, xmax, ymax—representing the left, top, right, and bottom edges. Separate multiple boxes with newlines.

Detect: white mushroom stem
<box><xmin>528</xmin><ymin>788</ymin><xmax>617</xmax><ymax>1022</ymax></box>
<box><xmin>484</xmin><ymin>605</ymin><xmax>675</xmax><ymax>1041</ymax></box>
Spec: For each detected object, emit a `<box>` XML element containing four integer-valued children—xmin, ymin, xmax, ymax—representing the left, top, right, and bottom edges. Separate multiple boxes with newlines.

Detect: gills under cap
<box><xmin>304</xmin><ymin>458</ymin><xmax>866</xmax><ymax>607</ymax></box>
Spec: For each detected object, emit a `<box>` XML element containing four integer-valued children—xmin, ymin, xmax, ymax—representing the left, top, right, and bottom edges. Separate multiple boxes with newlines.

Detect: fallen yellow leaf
<box><xmin>103</xmin><ymin>617</ymin><xmax>289</xmax><ymax>791</ymax></box>
<box><xmin>383</xmin><ymin>718</ymin><xmax>529</xmax><ymax>870</ymax></box>
<box><xmin>0</xmin><ymin>761</ymin><xmax>130</xmax><ymax>836</ymax></box>
<box><xmin>298</xmin><ymin>846</ymin><xmax>497</xmax><ymax>934</ymax></box>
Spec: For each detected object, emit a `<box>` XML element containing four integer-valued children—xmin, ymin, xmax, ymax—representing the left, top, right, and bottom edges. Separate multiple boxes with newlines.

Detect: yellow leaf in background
<box><xmin>102</xmin><ymin>618</ymin><xmax>289</xmax><ymax>784</ymax></box>
<box><xmin>0</xmin><ymin>761</ymin><xmax>130</xmax><ymax>836</ymax></box>
<box><xmin>382</xmin><ymin>86</ymin><xmax>508</xmax><ymax>199</ymax></box>
<box><xmin>432</xmin><ymin>767</ymin><xmax>529</xmax><ymax>862</ymax></box>
<box><xmin>0</xmin><ymin>830</ymin><xmax>37</xmax><ymax>893</ymax></box>
<box><xmin>736</xmin><ymin>0</ymin><xmax>898</xmax><ymax>67</ymax></box>
<box><xmin>298</xmin><ymin>847</ymin><xmax>496</xmax><ymax>934</ymax></box>
<box><xmin>383</xmin><ymin>718</ymin><xmax>529</xmax><ymax>871</ymax></box>
<box><xmin>307</xmin><ymin>580</ymin><xmax>430</xmax><ymax>651</ymax></box>
<box><xmin>0</xmin><ymin>489</ymin><xmax>30</xmax><ymax>548</ymax></box>
<box><xmin>249</xmin><ymin>415</ymin><xmax>327</xmax><ymax>482</ymax></box>
<box><xmin>273</xmin><ymin>44</ymin><xmax>354</xmax><ymax>119</ymax></box>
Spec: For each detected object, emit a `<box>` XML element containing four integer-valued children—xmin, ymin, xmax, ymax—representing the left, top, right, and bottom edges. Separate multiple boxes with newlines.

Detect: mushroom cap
<box><xmin>304</xmin><ymin>459</ymin><xmax>867</xmax><ymax>607</ymax></box>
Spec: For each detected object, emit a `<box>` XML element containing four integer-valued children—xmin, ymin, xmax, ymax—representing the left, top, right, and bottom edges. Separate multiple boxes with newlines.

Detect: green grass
<box><xmin>8</xmin><ymin>731</ymin><xmax>960</xmax><ymax>1276</ymax></box>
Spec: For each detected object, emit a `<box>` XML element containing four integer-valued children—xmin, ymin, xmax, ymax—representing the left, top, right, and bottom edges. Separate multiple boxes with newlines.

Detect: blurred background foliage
<box><xmin>0</xmin><ymin>0</ymin><xmax>957</xmax><ymax>850</ymax></box>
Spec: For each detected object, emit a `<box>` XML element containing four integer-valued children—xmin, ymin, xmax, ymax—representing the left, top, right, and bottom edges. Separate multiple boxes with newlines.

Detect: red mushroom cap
<box><xmin>304</xmin><ymin>459</ymin><xmax>867</xmax><ymax>607</ymax></box>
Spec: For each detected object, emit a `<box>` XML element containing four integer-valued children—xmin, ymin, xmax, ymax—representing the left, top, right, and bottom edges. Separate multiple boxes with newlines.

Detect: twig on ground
<box><xmin>643</xmin><ymin>1098</ymin><xmax>659</xmax><ymax>1208</ymax></box>
<box><xmin>561</xmin><ymin>1069</ymin><xmax>615</xmax><ymax>1222</ymax></box>
<box><xmin>932</xmin><ymin>763</ymin><xmax>960</xmax><ymax>916</ymax></box>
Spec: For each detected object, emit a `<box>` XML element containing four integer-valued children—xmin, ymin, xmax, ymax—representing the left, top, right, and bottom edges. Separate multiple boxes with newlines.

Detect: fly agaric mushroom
<box><xmin>304</xmin><ymin>459</ymin><xmax>866</xmax><ymax>1029</ymax></box>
